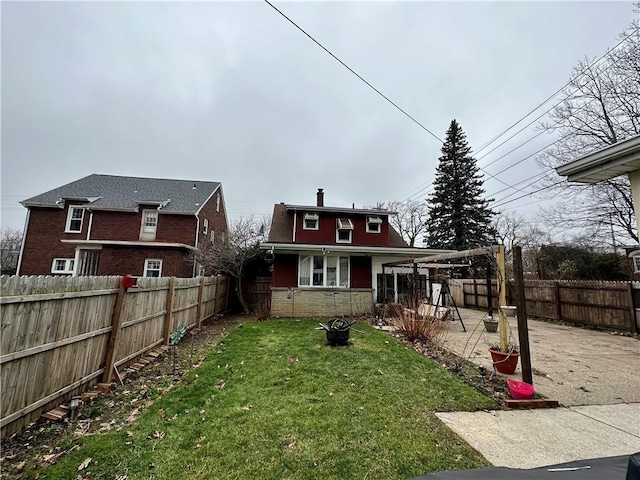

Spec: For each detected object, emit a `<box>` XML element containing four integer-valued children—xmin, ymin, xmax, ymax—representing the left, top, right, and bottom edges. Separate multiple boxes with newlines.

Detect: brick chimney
<box><xmin>317</xmin><ymin>188</ymin><xmax>324</xmax><ymax>207</ymax></box>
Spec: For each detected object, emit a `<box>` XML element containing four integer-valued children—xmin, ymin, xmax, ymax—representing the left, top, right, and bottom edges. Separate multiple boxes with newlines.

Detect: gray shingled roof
<box><xmin>21</xmin><ymin>174</ymin><xmax>221</xmax><ymax>214</ymax></box>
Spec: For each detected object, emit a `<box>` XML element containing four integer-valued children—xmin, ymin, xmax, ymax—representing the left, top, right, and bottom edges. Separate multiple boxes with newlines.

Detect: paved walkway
<box><xmin>434</xmin><ymin>308</ymin><xmax>640</xmax><ymax>468</ymax></box>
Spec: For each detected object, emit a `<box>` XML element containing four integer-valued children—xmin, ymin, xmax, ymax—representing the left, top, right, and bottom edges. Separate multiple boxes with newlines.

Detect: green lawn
<box><xmin>40</xmin><ymin>320</ymin><xmax>494</xmax><ymax>479</ymax></box>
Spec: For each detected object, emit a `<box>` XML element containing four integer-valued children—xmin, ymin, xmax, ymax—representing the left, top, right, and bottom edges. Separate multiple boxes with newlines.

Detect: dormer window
<box><xmin>336</xmin><ymin>218</ymin><xmax>353</xmax><ymax>243</ymax></box>
<box><xmin>140</xmin><ymin>210</ymin><xmax>158</xmax><ymax>241</ymax></box>
<box><xmin>366</xmin><ymin>216</ymin><xmax>382</xmax><ymax>233</ymax></box>
<box><xmin>304</xmin><ymin>213</ymin><xmax>319</xmax><ymax>230</ymax></box>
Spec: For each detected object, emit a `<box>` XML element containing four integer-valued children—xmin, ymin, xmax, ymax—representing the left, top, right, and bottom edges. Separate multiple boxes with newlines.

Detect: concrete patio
<box><xmin>434</xmin><ymin>308</ymin><xmax>640</xmax><ymax>468</ymax></box>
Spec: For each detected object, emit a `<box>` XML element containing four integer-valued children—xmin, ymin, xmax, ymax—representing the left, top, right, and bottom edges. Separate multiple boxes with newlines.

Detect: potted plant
<box><xmin>488</xmin><ymin>305</ymin><xmax>520</xmax><ymax>374</ymax></box>
<box><xmin>488</xmin><ymin>342</ymin><xmax>520</xmax><ymax>374</ymax></box>
<box><xmin>483</xmin><ymin>314</ymin><xmax>498</xmax><ymax>333</ymax></box>
<box><xmin>317</xmin><ymin>318</ymin><xmax>356</xmax><ymax>346</ymax></box>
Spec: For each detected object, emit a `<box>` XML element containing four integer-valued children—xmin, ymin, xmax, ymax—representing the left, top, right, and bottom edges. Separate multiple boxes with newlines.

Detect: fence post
<box><xmin>102</xmin><ymin>283</ymin><xmax>126</xmax><ymax>384</ymax></box>
<box><xmin>554</xmin><ymin>282</ymin><xmax>562</xmax><ymax>321</ymax></box>
<box><xmin>626</xmin><ymin>282</ymin><xmax>638</xmax><ymax>334</ymax></box>
<box><xmin>196</xmin><ymin>276</ymin><xmax>205</xmax><ymax>328</ymax></box>
<box><xmin>473</xmin><ymin>279</ymin><xmax>478</xmax><ymax>308</ymax></box>
<box><xmin>163</xmin><ymin>277</ymin><xmax>175</xmax><ymax>345</ymax></box>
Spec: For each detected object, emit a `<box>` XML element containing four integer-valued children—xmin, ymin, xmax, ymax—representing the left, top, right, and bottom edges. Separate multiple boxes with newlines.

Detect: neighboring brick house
<box><xmin>18</xmin><ymin>174</ymin><xmax>228</xmax><ymax>278</ymax></box>
<box><xmin>260</xmin><ymin>189</ymin><xmax>450</xmax><ymax>317</ymax></box>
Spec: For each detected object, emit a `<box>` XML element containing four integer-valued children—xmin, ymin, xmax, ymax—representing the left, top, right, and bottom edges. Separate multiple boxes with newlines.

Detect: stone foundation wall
<box><xmin>271</xmin><ymin>288</ymin><xmax>374</xmax><ymax>317</ymax></box>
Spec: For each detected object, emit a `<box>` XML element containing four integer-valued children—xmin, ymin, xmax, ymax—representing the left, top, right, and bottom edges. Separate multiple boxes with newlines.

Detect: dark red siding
<box><xmin>294</xmin><ymin>212</ymin><xmax>389</xmax><ymax>247</ymax></box>
<box><xmin>350</xmin><ymin>256</ymin><xmax>372</xmax><ymax>288</ymax></box>
<box><xmin>272</xmin><ymin>254</ymin><xmax>298</xmax><ymax>287</ymax></box>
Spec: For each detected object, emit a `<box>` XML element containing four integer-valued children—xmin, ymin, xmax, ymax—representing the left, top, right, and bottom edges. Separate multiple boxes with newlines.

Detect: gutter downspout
<box><xmin>86</xmin><ymin>211</ymin><xmax>94</xmax><ymax>241</ymax></box>
<box><xmin>15</xmin><ymin>209</ymin><xmax>30</xmax><ymax>275</ymax></box>
<box><xmin>292</xmin><ymin>212</ymin><xmax>297</xmax><ymax>243</ymax></box>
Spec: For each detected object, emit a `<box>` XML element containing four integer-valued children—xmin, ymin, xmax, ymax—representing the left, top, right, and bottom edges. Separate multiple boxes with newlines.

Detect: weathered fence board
<box><xmin>0</xmin><ymin>275</ymin><xmax>228</xmax><ymax>437</ymax></box>
<box><xmin>450</xmin><ymin>278</ymin><xmax>638</xmax><ymax>333</ymax></box>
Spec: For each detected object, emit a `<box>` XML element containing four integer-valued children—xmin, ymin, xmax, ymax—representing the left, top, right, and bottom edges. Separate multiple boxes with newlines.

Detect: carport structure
<box><xmin>382</xmin><ymin>244</ymin><xmax>535</xmax><ymax>384</ymax></box>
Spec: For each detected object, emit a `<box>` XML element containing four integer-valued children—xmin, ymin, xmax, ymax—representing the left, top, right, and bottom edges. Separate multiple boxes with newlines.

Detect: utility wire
<box><xmin>264</xmin><ymin>0</ymin><xmax>443</xmax><ymax>143</ymax></box>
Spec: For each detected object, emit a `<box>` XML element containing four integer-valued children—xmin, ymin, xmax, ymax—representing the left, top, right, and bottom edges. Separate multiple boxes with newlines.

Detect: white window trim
<box><xmin>303</xmin><ymin>213</ymin><xmax>319</xmax><ymax>230</ymax></box>
<box><xmin>298</xmin><ymin>255</ymin><xmax>350</xmax><ymax>288</ymax></box>
<box><xmin>143</xmin><ymin>258</ymin><xmax>163</xmax><ymax>277</ymax></box>
<box><xmin>216</xmin><ymin>195</ymin><xmax>221</xmax><ymax>212</ymax></box>
<box><xmin>336</xmin><ymin>218</ymin><xmax>354</xmax><ymax>244</ymax></box>
<box><xmin>633</xmin><ymin>256</ymin><xmax>640</xmax><ymax>273</ymax></box>
<box><xmin>203</xmin><ymin>219</ymin><xmax>209</xmax><ymax>235</ymax></box>
<box><xmin>140</xmin><ymin>209</ymin><xmax>159</xmax><ymax>240</ymax></box>
<box><xmin>51</xmin><ymin>258</ymin><xmax>75</xmax><ymax>274</ymax></box>
<box><xmin>366</xmin><ymin>216</ymin><xmax>382</xmax><ymax>233</ymax></box>
<box><xmin>65</xmin><ymin>207</ymin><xmax>84</xmax><ymax>233</ymax></box>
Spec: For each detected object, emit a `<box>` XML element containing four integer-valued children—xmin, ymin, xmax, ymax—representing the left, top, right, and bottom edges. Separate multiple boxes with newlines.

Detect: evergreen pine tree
<box><xmin>425</xmin><ymin>119</ymin><xmax>496</xmax><ymax>250</ymax></box>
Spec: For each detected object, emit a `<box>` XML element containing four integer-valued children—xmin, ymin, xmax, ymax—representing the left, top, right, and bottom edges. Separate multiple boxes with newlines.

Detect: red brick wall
<box><xmin>20</xmin><ymin>205</ymin><xmax>197</xmax><ymax>276</ymax></box>
<box><xmin>272</xmin><ymin>254</ymin><xmax>298</xmax><ymax>287</ymax></box>
<box><xmin>195</xmin><ymin>186</ymin><xmax>229</xmax><ymax>246</ymax></box>
<box><xmin>294</xmin><ymin>212</ymin><xmax>389</xmax><ymax>247</ymax></box>
<box><xmin>98</xmin><ymin>246</ymin><xmax>193</xmax><ymax>277</ymax></box>
<box><xmin>90</xmin><ymin>210</ymin><xmax>196</xmax><ymax>244</ymax></box>
<box><xmin>19</xmin><ymin>206</ymin><xmax>81</xmax><ymax>275</ymax></box>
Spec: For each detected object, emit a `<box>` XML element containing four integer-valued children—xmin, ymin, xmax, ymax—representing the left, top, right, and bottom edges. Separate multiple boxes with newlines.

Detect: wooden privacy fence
<box><xmin>449</xmin><ymin>278</ymin><xmax>638</xmax><ymax>333</ymax></box>
<box><xmin>0</xmin><ymin>274</ymin><xmax>228</xmax><ymax>437</ymax></box>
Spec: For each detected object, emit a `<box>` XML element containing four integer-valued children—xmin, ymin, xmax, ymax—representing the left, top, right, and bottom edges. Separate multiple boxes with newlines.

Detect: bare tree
<box><xmin>1</xmin><ymin>227</ymin><xmax>22</xmax><ymax>275</ymax></box>
<box><xmin>384</xmin><ymin>200</ymin><xmax>428</xmax><ymax>247</ymax></box>
<box><xmin>193</xmin><ymin>216</ymin><xmax>265</xmax><ymax>314</ymax></box>
<box><xmin>536</xmin><ymin>9</ymin><xmax>639</xmax><ymax>245</ymax></box>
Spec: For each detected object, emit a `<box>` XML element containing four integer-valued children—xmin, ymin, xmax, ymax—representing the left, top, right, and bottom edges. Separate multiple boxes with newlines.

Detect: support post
<box><xmin>102</xmin><ymin>283</ymin><xmax>126</xmax><ymax>384</ymax></box>
<box><xmin>513</xmin><ymin>246</ymin><xmax>533</xmax><ymax>385</ymax></box>
<box><xmin>554</xmin><ymin>281</ymin><xmax>562</xmax><ymax>321</ymax></box>
<box><xmin>486</xmin><ymin>263</ymin><xmax>493</xmax><ymax>316</ymax></box>
<box><xmin>497</xmin><ymin>244</ymin><xmax>508</xmax><ymax>352</ymax></box>
<box><xmin>163</xmin><ymin>277</ymin><xmax>175</xmax><ymax>345</ymax></box>
<box><xmin>413</xmin><ymin>262</ymin><xmax>419</xmax><ymax>314</ymax></box>
<box><xmin>196</xmin><ymin>276</ymin><xmax>205</xmax><ymax>328</ymax></box>
<box><xmin>626</xmin><ymin>282</ymin><xmax>638</xmax><ymax>334</ymax></box>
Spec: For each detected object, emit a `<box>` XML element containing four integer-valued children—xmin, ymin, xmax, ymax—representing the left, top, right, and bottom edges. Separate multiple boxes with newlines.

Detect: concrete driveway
<box><xmin>440</xmin><ymin>308</ymin><xmax>640</xmax><ymax>406</ymax></box>
<box><xmin>433</xmin><ymin>308</ymin><xmax>640</xmax><ymax>468</ymax></box>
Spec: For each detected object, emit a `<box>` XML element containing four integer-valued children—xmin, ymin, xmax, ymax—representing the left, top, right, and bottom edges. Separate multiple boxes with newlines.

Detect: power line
<box><xmin>264</xmin><ymin>0</ymin><xmax>443</xmax><ymax>143</ymax></box>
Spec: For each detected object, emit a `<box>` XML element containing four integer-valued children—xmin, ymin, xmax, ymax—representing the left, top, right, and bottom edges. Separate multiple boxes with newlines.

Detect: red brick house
<box><xmin>18</xmin><ymin>174</ymin><xmax>228</xmax><ymax>278</ymax></box>
<box><xmin>260</xmin><ymin>189</ymin><xmax>450</xmax><ymax>317</ymax></box>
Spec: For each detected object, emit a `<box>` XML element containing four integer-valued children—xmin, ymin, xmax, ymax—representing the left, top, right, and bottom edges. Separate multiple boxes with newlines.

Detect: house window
<box><xmin>336</xmin><ymin>218</ymin><xmax>353</xmax><ymax>243</ymax></box>
<box><xmin>210</xmin><ymin>230</ymin><xmax>215</xmax><ymax>243</ymax></box>
<box><xmin>65</xmin><ymin>207</ymin><xmax>84</xmax><ymax>233</ymax></box>
<box><xmin>633</xmin><ymin>256</ymin><xmax>640</xmax><ymax>273</ymax></box>
<box><xmin>303</xmin><ymin>213</ymin><xmax>319</xmax><ymax>230</ymax></box>
<box><xmin>140</xmin><ymin>210</ymin><xmax>158</xmax><ymax>240</ymax></box>
<box><xmin>298</xmin><ymin>255</ymin><xmax>349</xmax><ymax>287</ymax></box>
<box><xmin>51</xmin><ymin>258</ymin><xmax>75</xmax><ymax>274</ymax></box>
<box><xmin>203</xmin><ymin>219</ymin><xmax>209</xmax><ymax>235</ymax></box>
<box><xmin>216</xmin><ymin>195</ymin><xmax>220</xmax><ymax>212</ymax></box>
<box><xmin>366</xmin><ymin>216</ymin><xmax>382</xmax><ymax>233</ymax></box>
<box><xmin>144</xmin><ymin>259</ymin><xmax>162</xmax><ymax>277</ymax></box>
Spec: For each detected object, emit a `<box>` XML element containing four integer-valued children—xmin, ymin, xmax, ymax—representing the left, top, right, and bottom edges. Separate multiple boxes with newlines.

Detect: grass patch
<box><xmin>38</xmin><ymin>319</ymin><xmax>494</xmax><ymax>479</ymax></box>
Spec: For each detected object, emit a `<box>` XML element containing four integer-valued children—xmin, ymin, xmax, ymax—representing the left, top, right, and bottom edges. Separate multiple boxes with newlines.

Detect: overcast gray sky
<box><xmin>1</xmin><ymin>1</ymin><xmax>636</xmax><ymax>232</ymax></box>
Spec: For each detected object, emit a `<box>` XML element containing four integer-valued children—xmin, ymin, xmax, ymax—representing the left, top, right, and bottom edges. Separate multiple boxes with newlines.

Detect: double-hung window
<box><xmin>203</xmin><ymin>219</ymin><xmax>209</xmax><ymax>235</ymax></box>
<box><xmin>303</xmin><ymin>213</ymin><xmax>319</xmax><ymax>230</ymax></box>
<box><xmin>144</xmin><ymin>259</ymin><xmax>162</xmax><ymax>277</ymax></box>
<box><xmin>366</xmin><ymin>216</ymin><xmax>382</xmax><ymax>233</ymax></box>
<box><xmin>336</xmin><ymin>218</ymin><xmax>353</xmax><ymax>243</ymax></box>
<box><xmin>634</xmin><ymin>256</ymin><xmax>640</xmax><ymax>273</ymax></box>
<box><xmin>51</xmin><ymin>258</ymin><xmax>75</xmax><ymax>274</ymax></box>
<box><xmin>65</xmin><ymin>207</ymin><xmax>84</xmax><ymax>233</ymax></box>
<box><xmin>299</xmin><ymin>255</ymin><xmax>349</xmax><ymax>287</ymax></box>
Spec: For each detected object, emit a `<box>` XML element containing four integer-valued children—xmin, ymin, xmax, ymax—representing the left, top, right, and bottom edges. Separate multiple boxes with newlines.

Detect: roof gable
<box><xmin>21</xmin><ymin>174</ymin><xmax>221</xmax><ymax>214</ymax></box>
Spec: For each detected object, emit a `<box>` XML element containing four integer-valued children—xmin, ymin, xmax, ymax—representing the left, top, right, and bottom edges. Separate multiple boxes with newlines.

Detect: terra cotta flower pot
<box><xmin>489</xmin><ymin>348</ymin><xmax>520</xmax><ymax>374</ymax></box>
